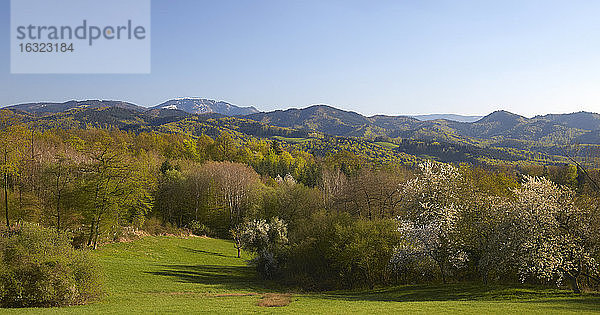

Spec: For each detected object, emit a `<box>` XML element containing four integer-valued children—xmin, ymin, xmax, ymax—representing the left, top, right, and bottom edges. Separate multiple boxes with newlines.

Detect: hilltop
<box><xmin>2</xmin><ymin>99</ymin><xmax>599</xmax><ymax>166</ymax></box>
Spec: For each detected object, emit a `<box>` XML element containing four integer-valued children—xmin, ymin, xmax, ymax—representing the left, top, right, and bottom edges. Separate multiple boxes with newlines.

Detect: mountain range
<box><xmin>150</xmin><ymin>98</ymin><xmax>259</xmax><ymax>116</ymax></box>
<box><xmin>245</xmin><ymin>105</ymin><xmax>600</xmax><ymax>144</ymax></box>
<box><xmin>2</xmin><ymin>98</ymin><xmax>600</xmax><ymax>149</ymax></box>
<box><xmin>412</xmin><ymin>114</ymin><xmax>483</xmax><ymax>122</ymax></box>
<box><xmin>5</xmin><ymin>100</ymin><xmax>144</xmax><ymax>114</ymax></box>
<box><xmin>4</xmin><ymin>98</ymin><xmax>259</xmax><ymax>117</ymax></box>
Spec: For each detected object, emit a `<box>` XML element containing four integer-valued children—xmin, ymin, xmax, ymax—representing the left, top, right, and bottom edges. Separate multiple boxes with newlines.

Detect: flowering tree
<box><xmin>462</xmin><ymin>195</ymin><xmax>521</xmax><ymax>284</ymax></box>
<box><xmin>236</xmin><ymin>217</ymin><xmax>288</xmax><ymax>279</ymax></box>
<box><xmin>510</xmin><ymin>176</ymin><xmax>599</xmax><ymax>293</ymax></box>
<box><xmin>391</xmin><ymin>162</ymin><xmax>467</xmax><ymax>283</ymax></box>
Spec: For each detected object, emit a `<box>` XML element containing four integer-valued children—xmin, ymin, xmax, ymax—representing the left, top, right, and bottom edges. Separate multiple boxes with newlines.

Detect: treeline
<box><xmin>234</xmin><ymin>162</ymin><xmax>600</xmax><ymax>293</ymax></box>
<box><xmin>0</xmin><ymin>113</ymin><xmax>319</xmax><ymax>247</ymax></box>
<box><xmin>1</xmin><ymin>111</ymin><xmax>599</xmax><ymax>294</ymax></box>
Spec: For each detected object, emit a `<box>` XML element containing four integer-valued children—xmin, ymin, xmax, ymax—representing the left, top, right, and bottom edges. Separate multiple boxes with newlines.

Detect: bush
<box><xmin>187</xmin><ymin>220</ymin><xmax>213</xmax><ymax>237</ymax></box>
<box><xmin>142</xmin><ymin>217</ymin><xmax>189</xmax><ymax>236</ymax></box>
<box><xmin>0</xmin><ymin>224</ymin><xmax>102</xmax><ymax>308</ymax></box>
<box><xmin>281</xmin><ymin>211</ymin><xmax>400</xmax><ymax>290</ymax></box>
<box><xmin>331</xmin><ymin>219</ymin><xmax>401</xmax><ymax>288</ymax></box>
<box><xmin>238</xmin><ymin>217</ymin><xmax>288</xmax><ymax>279</ymax></box>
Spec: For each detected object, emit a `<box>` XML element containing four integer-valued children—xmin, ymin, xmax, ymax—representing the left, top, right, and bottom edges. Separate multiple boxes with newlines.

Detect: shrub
<box><xmin>187</xmin><ymin>220</ymin><xmax>213</xmax><ymax>237</ymax></box>
<box><xmin>0</xmin><ymin>224</ymin><xmax>102</xmax><ymax>308</ymax></box>
<box><xmin>281</xmin><ymin>211</ymin><xmax>400</xmax><ymax>290</ymax></box>
<box><xmin>142</xmin><ymin>217</ymin><xmax>188</xmax><ymax>236</ymax></box>
<box><xmin>331</xmin><ymin>219</ymin><xmax>401</xmax><ymax>288</ymax></box>
<box><xmin>238</xmin><ymin>217</ymin><xmax>288</xmax><ymax>279</ymax></box>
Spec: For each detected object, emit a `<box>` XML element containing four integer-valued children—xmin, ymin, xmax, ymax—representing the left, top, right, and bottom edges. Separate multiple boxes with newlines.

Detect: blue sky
<box><xmin>2</xmin><ymin>0</ymin><xmax>600</xmax><ymax>116</ymax></box>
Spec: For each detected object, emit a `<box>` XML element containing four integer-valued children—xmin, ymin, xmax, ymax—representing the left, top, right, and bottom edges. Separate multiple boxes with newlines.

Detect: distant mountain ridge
<box><xmin>4</xmin><ymin>100</ymin><xmax>145</xmax><ymax>114</ymax></box>
<box><xmin>150</xmin><ymin>98</ymin><xmax>259</xmax><ymax>116</ymax></box>
<box><xmin>2</xmin><ymin>99</ymin><xmax>600</xmax><ymax>144</ymax></box>
<box><xmin>246</xmin><ymin>105</ymin><xmax>375</xmax><ymax>136</ymax></box>
<box><xmin>3</xmin><ymin>98</ymin><xmax>259</xmax><ymax>117</ymax></box>
<box><xmin>244</xmin><ymin>106</ymin><xmax>600</xmax><ymax>144</ymax></box>
<box><xmin>412</xmin><ymin>114</ymin><xmax>483</xmax><ymax>123</ymax></box>
<box><xmin>533</xmin><ymin>111</ymin><xmax>600</xmax><ymax>131</ymax></box>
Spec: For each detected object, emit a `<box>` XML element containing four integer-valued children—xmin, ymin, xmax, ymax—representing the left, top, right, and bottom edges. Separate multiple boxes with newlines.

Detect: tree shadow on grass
<box><xmin>180</xmin><ymin>246</ymin><xmax>231</xmax><ymax>258</ymax></box>
<box><xmin>147</xmin><ymin>264</ymin><xmax>270</xmax><ymax>292</ymax></box>
<box><xmin>519</xmin><ymin>297</ymin><xmax>600</xmax><ymax>312</ymax></box>
<box><xmin>147</xmin><ymin>262</ymin><xmax>600</xmax><ymax>312</ymax></box>
<box><xmin>319</xmin><ymin>284</ymin><xmax>600</xmax><ymax>308</ymax></box>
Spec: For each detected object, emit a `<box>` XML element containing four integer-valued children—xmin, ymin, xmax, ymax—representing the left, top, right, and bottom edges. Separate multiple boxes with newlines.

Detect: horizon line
<box><xmin>1</xmin><ymin>97</ymin><xmax>598</xmax><ymax>119</ymax></box>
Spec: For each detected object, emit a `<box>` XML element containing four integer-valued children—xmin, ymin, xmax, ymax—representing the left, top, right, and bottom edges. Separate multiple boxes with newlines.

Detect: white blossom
<box><xmin>391</xmin><ymin>161</ymin><xmax>467</xmax><ymax>283</ymax></box>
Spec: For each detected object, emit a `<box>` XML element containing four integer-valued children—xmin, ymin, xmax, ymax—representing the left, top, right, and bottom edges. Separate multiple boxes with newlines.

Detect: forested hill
<box><xmin>3</xmin><ymin>98</ymin><xmax>258</xmax><ymax>117</ymax></box>
<box><xmin>4</xmin><ymin>100</ymin><xmax>145</xmax><ymax>114</ymax></box>
<box><xmin>2</xmin><ymin>99</ymin><xmax>599</xmax><ymax>166</ymax></box>
<box><xmin>246</xmin><ymin>106</ymin><xmax>600</xmax><ymax>145</ymax></box>
<box><xmin>150</xmin><ymin>98</ymin><xmax>259</xmax><ymax>116</ymax></box>
<box><xmin>4</xmin><ymin>100</ymin><xmax>600</xmax><ymax>145</ymax></box>
<box><xmin>412</xmin><ymin>114</ymin><xmax>483</xmax><ymax>122</ymax></box>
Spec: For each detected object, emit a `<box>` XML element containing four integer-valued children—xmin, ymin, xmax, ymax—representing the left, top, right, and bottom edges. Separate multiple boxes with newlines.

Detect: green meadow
<box><xmin>3</xmin><ymin>236</ymin><xmax>599</xmax><ymax>314</ymax></box>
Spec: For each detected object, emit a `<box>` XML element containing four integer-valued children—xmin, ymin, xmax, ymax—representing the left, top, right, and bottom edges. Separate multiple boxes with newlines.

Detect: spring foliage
<box><xmin>0</xmin><ymin>224</ymin><xmax>102</xmax><ymax>307</ymax></box>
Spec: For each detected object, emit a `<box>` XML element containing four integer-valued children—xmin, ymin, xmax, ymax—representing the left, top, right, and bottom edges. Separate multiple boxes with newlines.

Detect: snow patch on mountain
<box><xmin>152</xmin><ymin>98</ymin><xmax>259</xmax><ymax>116</ymax></box>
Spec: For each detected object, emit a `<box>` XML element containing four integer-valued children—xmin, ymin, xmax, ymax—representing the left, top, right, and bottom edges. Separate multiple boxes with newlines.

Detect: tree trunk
<box><xmin>18</xmin><ymin>185</ymin><xmax>22</xmax><ymax>217</ymax></box>
<box><xmin>87</xmin><ymin>219</ymin><xmax>95</xmax><ymax>247</ymax></box>
<box><xmin>55</xmin><ymin>173</ymin><xmax>61</xmax><ymax>233</ymax></box>
<box><xmin>237</xmin><ymin>247</ymin><xmax>241</xmax><ymax>258</ymax></box>
<box><xmin>56</xmin><ymin>192</ymin><xmax>61</xmax><ymax>233</ymax></box>
<box><xmin>4</xmin><ymin>173</ymin><xmax>8</xmax><ymax>229</ymax></box>
<box><xmin>437</xmin><ymin>260</ymin><xmax>446</xmax><ymax>284</ymax></box>
<box><xmin>569</xmin><ymin>275</ymin><xmax>581</xmax><ymax>293</ymax></box>
<box><xmin>482</xmin><ymin>269</ymin><xmax>489</xmax><ymax>285</ymax></box>
<box><xmin>93</xmin><ymin>215</ymin><xmax>101</xmax><ymax>250</ymax></box>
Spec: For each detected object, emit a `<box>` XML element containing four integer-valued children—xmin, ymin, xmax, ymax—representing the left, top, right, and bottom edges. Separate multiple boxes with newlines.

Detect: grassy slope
<box><xmin>272</xmin><ymin>136</ymin><xmax>310</xmax><ymax>143</ymax></box>
<box><xmin>2</xmin><ymin>236</ymin><xmax>599</xmax><ymax>314</ymax></box>
<box><xmin>374</xmin><ymin>141</ymin><xmax>400</xmax><ymax>149</ymax></box>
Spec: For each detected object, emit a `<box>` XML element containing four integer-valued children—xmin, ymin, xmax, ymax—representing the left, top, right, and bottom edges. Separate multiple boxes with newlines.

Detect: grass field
<box><xmin>2</xmin><ymin>236</ymin><xmax>599</xmax><ymax>314</ymax></box>
<box><xmin>272</xmin><ymin>136</ymin><xmax>310</xmax><ymax>143</ymax></box>
<box><xmin>374</xmin><ymin>141</ymin><xmax>400</xmax><ymax>149</ymax></box>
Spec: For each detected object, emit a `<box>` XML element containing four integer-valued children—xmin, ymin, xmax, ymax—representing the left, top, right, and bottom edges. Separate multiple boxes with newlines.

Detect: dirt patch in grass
<box><xmin>214</xmin><ymin>293</ymin><xmax>259</xmax><ymax>297</ymax></box>
<box><xmin>257</xmin><ymin>293</ymin><xmax>293</xmax><ymax>307</ymax></box>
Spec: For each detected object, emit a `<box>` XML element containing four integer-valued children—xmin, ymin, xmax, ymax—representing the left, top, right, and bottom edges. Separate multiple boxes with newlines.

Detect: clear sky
<box><xmin>2</xmin><ymin>0</ymin><xmax>600</xmax><ymax>117</ymax></box>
